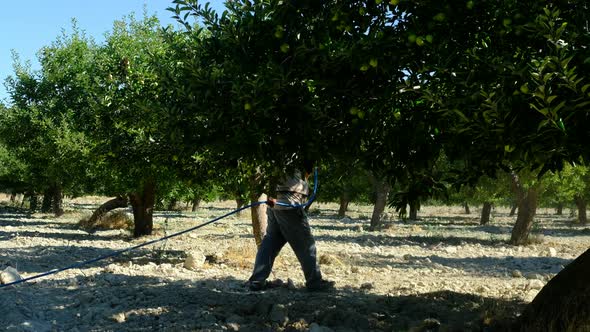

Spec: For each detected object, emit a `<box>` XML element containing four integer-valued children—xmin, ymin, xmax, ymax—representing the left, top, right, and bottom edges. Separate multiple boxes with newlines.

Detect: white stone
<box><xmin>444</xmin><ymin>246</ymin><xmax>458</xmax><ymax>254</ymax></box>
<box><xmin>227</xmin><ymin>322</ymin><xmax>240</xmax><ymax>331</ymax></box>
<box><xmin>111</xmin><ymin>312</ymin><xmax>126</xmax><ymax>323</ymax></box>
<box><xmin>547</xmin><ymin>247</ymin><xmax>557</xmax><ymax>257</ymax></box>
<box><xmin>526</xmin><ymin>273</ymin><xmax>544</xmax><ymax>280</ymax></box>
<box><xmin>184</xmin><ymin>250</ymin><xmax>206</xmax><ymax>270</ymax></box>
<box><xmin>1</xmin><ymin>266</ymin><xmax>23</xmax><ymax>285</ymax></box>
<box><xmin>528</xmin><ymin>279</ymin><xmax>545</xmax><ymax>290</ymax></box>
<box><xmin>511</xmin><ymin>270</ymin><xmax>523</xmax><ymax>278</ymax></box>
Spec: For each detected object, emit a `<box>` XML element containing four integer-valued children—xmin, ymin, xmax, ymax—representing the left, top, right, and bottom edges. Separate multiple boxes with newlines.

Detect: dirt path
<box><xmin>1</xmin><ymin>199</ymin><xmax>589</xmax><ymax>331</ymax></box>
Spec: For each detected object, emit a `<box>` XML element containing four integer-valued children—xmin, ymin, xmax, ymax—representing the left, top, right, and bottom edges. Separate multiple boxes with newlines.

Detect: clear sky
<box><xmin>0</xmin><ymin>0</ymin><xmax>226</xmax><ymax>104</ymax></box>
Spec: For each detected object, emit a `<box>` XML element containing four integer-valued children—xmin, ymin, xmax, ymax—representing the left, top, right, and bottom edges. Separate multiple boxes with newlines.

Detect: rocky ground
<box><xmin>1</xmin><ymin>196</ymin><xmax>589</xmax><ymax>332</ymax></box>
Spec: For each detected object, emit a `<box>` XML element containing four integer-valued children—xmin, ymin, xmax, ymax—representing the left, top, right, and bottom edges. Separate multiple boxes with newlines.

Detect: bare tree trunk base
<box><xmin>370</xmin><ymin>180</ymin><xmax>390</xmax><ymax>230</ymax></box>
<box><xmin>250</xmin><ymin>194</ymin><xmax>267</xmax><ymax>247</ymax></box>
<box><xmin>338</xmin><ymin>192</ymin><xmax>350</xmax><ymax>218</ymax></box>
<box><xmin>480</xmin><ymin>202</ymin><xmax>492</xmax><ymax>225</ymax></box>
<box><xmin>130</xmin><ymin>180</ymin><xmax>156</xmax><ymax>238</ymax></box>
<box><xmin>510</xmin><ymin>188</ymin><xmax>538</xmax><ymax>246</ymax></box>
<box><xmin>517</xmin><ymin>248</ymin><xmax>590</xmax><ymax>331</ymax></box>
<box><xmin>575</xmin><ymin>196</ymin><xmax>587</xmax><ymax>225</ymax></box>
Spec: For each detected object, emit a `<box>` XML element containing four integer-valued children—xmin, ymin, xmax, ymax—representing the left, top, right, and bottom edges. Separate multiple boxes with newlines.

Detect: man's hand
<box><xmin>266</xmin><ymin>197</ymin><xmax>277</xmax><ymax>207</ymax></box>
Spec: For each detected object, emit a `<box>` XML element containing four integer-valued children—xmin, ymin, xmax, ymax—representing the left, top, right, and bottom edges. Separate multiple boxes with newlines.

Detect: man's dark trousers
<box><xmin>249</xmin><ymin>207</ymin><xmax>322</xmax><ymax>287</ymax></box>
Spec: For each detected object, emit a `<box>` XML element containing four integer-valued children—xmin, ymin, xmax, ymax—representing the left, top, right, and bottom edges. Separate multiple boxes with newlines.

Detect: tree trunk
<box><xmin>233</xmin><ymin>197</ymin><xmax>245</xmax><ymax>216</ymax></box>
<box><xmin>516</xmin><ymin>248</ymin><xmax>590</xmax><ymax>331</ymax></box>
<box><xmin>29</xmin><ymin>194</ymin><xmax>38</xmax><ymax>212</ymax></box>
<box><xmin>249</xmin><ymin>171</ymin><xmax>267</xmax><ymax>248</ymax></box>
<box><xmin>464</xmin><ymin>202</ymin><xmax>471</xmax><ymax>214</ymax></box>
<box><xmin>338</xmin><ymin>191</ymin><xmax>350</xmax><ymax>218</ymax></box>
<box><xmin>370</xmin><ymin>180</ymin><xmax>391</xmax><ymax>230</ymax></box>
<box><xmin>167</xmin><ymin>197</ymin><xmax>178</xmax><ymax>211</ymax></box>
<box><xmin>409</xmin><ymin>200</ymin><xmax>419</xmax><ymax>220</ymax></box>
<box><xmin>41</xmin><ymin>189</ymin><xmax>53</xmax><ymax>213</ymax></box>
<box><xmin>87</xmin><ymin>196</ymin><xmax>129</xmax><ymax>229</ymax></box>
<box><xmin>509</xmin><ymin>173</ymin><xmax>538</xmax><ymax>245</ymax></box>
<box><xmin>191</xmin><ymin>197</ymin><xmax>201</xmax><ymax>212</ymax></box>
<box><xmin>509</xmin><ymin>202</ymin><xmax>517</xmax><ymax>216</ymax></box>
<box><xmin>480</xmin><ymin>202</ymin><xmax>493</xmax><ymax>225</ymax></box>
<box><xmin>250</xmin><ymin>193</ymin><xmax>267</xmax><ymax>248</ymax></box>
<box><xmin>555</xmin><ymin>203</ymin><xmax>564</xmax><ymax>215</ymax></box>
<box><xmin>236</xmin><ymin>198</ymin><xmax>245</xmax><ymax>209</ymax></box>
<box><xmin>52</xmin><ymin>183</ymin><xmax>64</xmax><ymax>217</ymax></box>
<box><xmin>9</xmin><ymin>192</ymin><xmax>16</xmax><ymax>204</ymax></box>
<box><xmin>575</xmin><ymin>195</ymin><xmax>587</xmax><ymax>225</ymax></box>
<box><xmin>129</xmin><ymin>179</ymin><xmax>156</xmax><ymax>237</ymax></box>
<box><xmin>20</xmin><ymin>193</ymin><xmax>29</xmax><ymax>208</ymax></box>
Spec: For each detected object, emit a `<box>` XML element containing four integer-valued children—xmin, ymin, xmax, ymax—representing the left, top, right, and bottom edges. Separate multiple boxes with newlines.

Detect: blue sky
<box><xmin>0</xmin><ymin>0</ymin><xmax>226</xmax><ymax>104</ymax></box>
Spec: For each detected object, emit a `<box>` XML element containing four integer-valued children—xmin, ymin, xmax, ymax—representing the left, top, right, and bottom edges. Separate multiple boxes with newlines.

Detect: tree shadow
<box><xmin>353</xmin><ymin>251</ymin><xmax>570</xmax><ymax>277</ymax></box>
<box><xmin>315</xmin><ymin>233</ymin><xmax>506</xmax><ymax>248</ymax></box>
<box><xmin>418</xmin><ymin>215</ymin><xmax>481</xmax><ymax>225</ymax></box>
<box><xmin>0</xmin><ymin>245</ymin><xmax>184</xmax><ymax>274</ymax></box>
<box><xmin>0</xmin><ymin>231</ymin><xmax>11</xmax><ymax>241</ymax></box>
<box><xmin>0</xmin><ymin>209</ymin><xmax>132</xmax><ymax>243</ymax></box>
<box><xmin>0</xmin><ymin>229</ymin><xmax>124</xmax><ymax>243</ymax></box>
<box><xmin>0</xmin><ymin>211</ymin><xmax>33</xmax><ymax>221</ymax></box>
<box><xmin>0</xmin><ymin>274</ymin><xmax>522</xmax><ymax>331</ymax></box>
<box><xmin>534</xmin><ymin>226</ymin><xmax>590</xmax><ymax>238</ymax></box>
<box><xmin>428</xmin><ymin>255</ymin><xmax>570</xmax><ymax>276</ymax></box>
<box><xmin>311</xmin><ymin>224</ymin><xmax>362</xmax><ymax>232</ymax></box>
<box><xmin>0</xmin><ymin>218</ymin><xmax>82</xmax><ymax>230</ymax></box>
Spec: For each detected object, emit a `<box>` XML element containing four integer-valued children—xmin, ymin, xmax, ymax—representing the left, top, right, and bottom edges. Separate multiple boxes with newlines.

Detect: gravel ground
<box><xmin>1</xmin><ymin>197</ymin><xmax>589</xmax><ymax>332</ymax></box>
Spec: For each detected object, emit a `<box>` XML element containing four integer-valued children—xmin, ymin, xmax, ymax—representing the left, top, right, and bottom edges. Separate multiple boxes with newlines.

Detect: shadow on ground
<box><xmin>0</xmin><ymin>274</ymin><xmax>523</xmax><ymax>332</ymax></box>
<box><xmin>315</xmin><ymin>232</ymin><xmax>505</xmax><ymax>248</ymax></box>
<box><xmin>352</xmin><ymin>251</ymin><xmax>571</xmax><ymax>277</ymax></box>
<box><xmin>0</xmin><ymin>244</ymin><xmax>186</xmax><ymax>274</ymax></box>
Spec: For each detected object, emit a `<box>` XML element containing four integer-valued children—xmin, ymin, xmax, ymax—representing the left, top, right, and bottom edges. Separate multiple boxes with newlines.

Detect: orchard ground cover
<box><xmin>1</xmin><ymin>196</ymin><xmax>589</xmax><ymax>331</ymax></box>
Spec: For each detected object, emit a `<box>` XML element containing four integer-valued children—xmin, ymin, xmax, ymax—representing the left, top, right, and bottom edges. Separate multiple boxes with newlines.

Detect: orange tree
<box><xmin>81</xmin><ymin>15</ymin><xmax>190</xmax><ymax>236</ymax></box>
<box><xmin>1</xmin><ymin>26</ymin><xmax>96</xmax><ymax>215</ymax></box>
<box><xmin>405</xmin><ymin>0</ymin><xmax>589</xmax><ymax>244</ymax></box>
<box><xmin>404</xmin><ymin>1</ymin><xmax>590</xmax><ymax>329</ymax></box>
<box><xmin>169</xmin><ymin>0</ymin><xmax>449</xmax><ymax>234</ymax></box>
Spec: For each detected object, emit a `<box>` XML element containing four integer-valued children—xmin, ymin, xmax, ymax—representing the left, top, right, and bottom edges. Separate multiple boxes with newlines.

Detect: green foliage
<box><xmin>1</xmin><ymin>0</ymin><xmax>589</xmax><ymax>220</ymax></box>
<box><xmin>541</xmin><ymin>163</ymin><xmax>590</xmax><ymax>208</ymax></box>
<box><xmin>0</xmin><ymin>143</ymin><xmax>28</xmax><ymax>192</ymax></box>
<box><xmin>86</xmin><ymin>14</ymin><xmax>178</xmax><ymax>193</ymax></box>
<box><xmin>317</xmin><ymin>160</ymin><xmax>373</xmax><ymax>204</ymax></box>
<box><xmin>1</xmin><ymin>24</ymin><xmax>95</xmax><ymax>196</ymax></box>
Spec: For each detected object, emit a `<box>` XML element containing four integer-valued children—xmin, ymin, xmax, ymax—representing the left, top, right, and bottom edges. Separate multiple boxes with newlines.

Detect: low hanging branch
<box><xmin>86</xmin><ymin>195</ymin><xmax>129</xmax><ymax>229</ymax></box>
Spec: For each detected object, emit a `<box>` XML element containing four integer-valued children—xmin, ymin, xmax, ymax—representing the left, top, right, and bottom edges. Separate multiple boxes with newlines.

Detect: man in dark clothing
<box><xmin>248</xmin><ymin>163</ymin><xmax>335</xmax><ymax>292</ymax></box>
